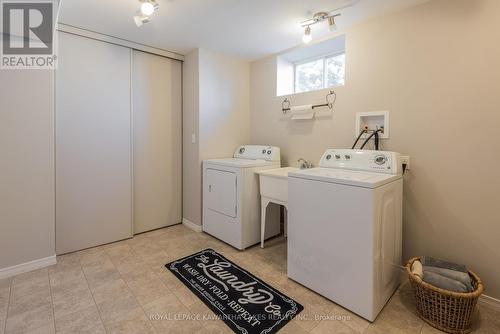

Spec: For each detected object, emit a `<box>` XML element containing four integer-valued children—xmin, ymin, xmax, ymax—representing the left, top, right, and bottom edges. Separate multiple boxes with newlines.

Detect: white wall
<box><xmin>250</xmin><ymin>0</ymin><xmax>500</xmax><ymax>298</ymax></box>
<box><xmin>182</xmin><ymin>48</ymin><xmax>251</xmax><ymax>226</ymax></box>
<box><xmin>198</xmin><ymin>49</ymin><xmax>251</xmax><ymax>161</ymax></box>
<box><xmin>183</xmin><ymin>50</ymin><xmax>201</xmax><ymax>226</ymax></box>
<box><xmin>0</xmin><ymin>70</ymin><xmax>55</xmax><ymax>272</ymax></box>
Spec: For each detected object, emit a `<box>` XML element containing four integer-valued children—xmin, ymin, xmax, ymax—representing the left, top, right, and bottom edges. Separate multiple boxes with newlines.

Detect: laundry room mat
<box><xmin>165</xmin><ymin>249</ymin><xmax>303</xmax><ymax>334</ymax></box>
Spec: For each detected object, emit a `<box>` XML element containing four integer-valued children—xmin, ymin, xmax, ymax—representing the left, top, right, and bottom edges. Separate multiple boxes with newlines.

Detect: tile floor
<box><xmin>0</xmin><ymin>224</ymin><xmax>498</xmax><ymax>334</ymax></box>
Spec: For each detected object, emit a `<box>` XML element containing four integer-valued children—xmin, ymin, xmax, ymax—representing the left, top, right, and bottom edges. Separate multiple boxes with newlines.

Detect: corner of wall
<box><xmin>182</xmin><ymin>48</ymin><xmax>202</xmax><ymax>226</ymax></box>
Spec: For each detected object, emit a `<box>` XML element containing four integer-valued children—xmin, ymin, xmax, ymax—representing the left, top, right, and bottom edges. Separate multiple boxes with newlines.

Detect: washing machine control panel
<box><xmin>234</xmin><ymin>145</ymin><xmax>281</xmax><ymax>162</ymax></box>
<box><xmin>319</xmin><ymin>149</ymin><xmax>401</xmax><ymax>174</ymax></box>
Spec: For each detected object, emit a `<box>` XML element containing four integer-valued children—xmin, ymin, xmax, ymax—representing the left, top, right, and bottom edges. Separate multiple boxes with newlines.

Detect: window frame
<box><xmin>293</xmin><ymin>50</ymin><xmax>346</xmax><ymax>94</ymax></box>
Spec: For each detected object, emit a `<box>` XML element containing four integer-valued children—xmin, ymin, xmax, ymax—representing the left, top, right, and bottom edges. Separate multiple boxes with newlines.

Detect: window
<box><xmin>294</xmin><ymin>53</ymin><xmax>345</xmax><ymax>94</ymax></box>
<box><xmin>276</xmin><ymin>35</ymin><xmax>345</xmax><ymax>96</ymax></box>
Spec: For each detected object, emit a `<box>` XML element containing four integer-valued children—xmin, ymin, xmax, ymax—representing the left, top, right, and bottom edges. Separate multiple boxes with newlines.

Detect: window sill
<box><xmin>277</xmin><ymin>84</ymin><xmax>344</xmax><ymax>98</ymax></box>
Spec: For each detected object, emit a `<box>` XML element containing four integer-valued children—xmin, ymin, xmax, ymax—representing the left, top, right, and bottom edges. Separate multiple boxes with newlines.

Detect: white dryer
<box><xmin>203</xmin><ymin>145</ymin><xmax>281</xmax><ymax>250</ymax></box>
<box><xmin>288</xmin><ymin>149</ymin><xmax>403</xmax><ymax>322</ymax></box>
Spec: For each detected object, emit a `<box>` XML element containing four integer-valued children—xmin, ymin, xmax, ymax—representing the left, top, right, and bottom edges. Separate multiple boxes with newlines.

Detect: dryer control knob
<box><xmin>375</xmin><ymin>155</ymin><xmax>387</xmax><ymax>165</ymax></box>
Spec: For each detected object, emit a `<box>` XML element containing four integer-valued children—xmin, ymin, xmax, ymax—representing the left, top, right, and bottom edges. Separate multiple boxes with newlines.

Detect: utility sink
<box><xmin>257</xmin><ymin>167</ymin><xmax>298</xmax><ymax>203</ymax></box>
<box><xmin>257</xmin><ymin>167</ymin><xmax>299</xmax><ymax>248</ymax></box>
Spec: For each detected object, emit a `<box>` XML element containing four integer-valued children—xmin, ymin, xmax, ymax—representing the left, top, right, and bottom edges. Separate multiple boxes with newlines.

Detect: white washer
<box><xmin>288</xmin><ymin>149</ymin><xmax>403</xmax><ymax>322</ymax></box>
<box><xmin>203</xmin><ymin>145</ymin><xmax>281</xmax><ymax>250</ymax></box>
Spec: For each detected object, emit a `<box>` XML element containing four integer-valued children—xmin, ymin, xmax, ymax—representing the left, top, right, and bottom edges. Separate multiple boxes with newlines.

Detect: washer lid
<box><xmin>289</xmin><ymin>168</ymin><xmax>401</xmax><ymax>188</ymax></box>
<box><xmin>204</xmin><ymin>158</ymin><xmax>277</xmax><ymax>168</ymax></box>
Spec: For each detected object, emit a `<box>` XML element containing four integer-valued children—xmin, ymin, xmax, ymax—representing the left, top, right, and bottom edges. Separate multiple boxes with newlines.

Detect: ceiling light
<box><xmin>302</xmin><ymin>26</ymin><xmax>312</xmax><ymax>44</ymax></box>
<box><xmin>140</xmin><ymin>2</ymin><xmax>155</xmax><ymax>16</ymax></box>
<box><xmin>300</xmin><ymin>12</ymin><xmax>342</xmax><ymax>42</ymax></box>
<box><xmin>134</xmin><ymin>0</ymin><xmax>159</xmax><ymax>27</ymax></box>
<box><xmin>328</xmin><ymin>16</ymin><xmax>337</xmax><ymax>31</ymax></box>
<box><xmin>134</xmin><ymin>15</ymin><xmax>151</xmax><ymax>27</ymax></box>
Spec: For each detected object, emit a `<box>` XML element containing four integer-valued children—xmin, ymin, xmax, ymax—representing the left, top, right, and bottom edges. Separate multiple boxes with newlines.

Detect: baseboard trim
<box><xmin>479</xmin><ymin>294</ymin><xmax>500</xmax><ymax>312</ymax></box>
<box><xmin>0</xmin><ymin>255</ymin><xmax>57</xmax><ymax>280</ymax></box>
<box><xmin>182</xmin><ymin>218</ymin><xmax>202</xmax><ymax>232</ymax></box>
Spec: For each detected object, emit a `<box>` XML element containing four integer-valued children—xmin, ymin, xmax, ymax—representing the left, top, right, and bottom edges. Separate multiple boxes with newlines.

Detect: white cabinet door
<box><xmin>206</xmin><ymin>169</ymin><xmax>237</xmax><ymax>218</ymax></box>
<box><xmin>132</xmin><ymin>50</ymin><xmax>182</xmax><ymax>234</ymax></box>
<box><xmin>55</xmin><ymin>32</ymin><xmax>132</xmax><ymax>254</ymax></box>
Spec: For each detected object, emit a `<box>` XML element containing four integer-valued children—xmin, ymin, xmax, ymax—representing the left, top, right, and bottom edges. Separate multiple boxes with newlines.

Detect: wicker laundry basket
<box><xmin>406</xmin><ymin>257</ymin><xmax>484</xmax><ymax>334</ymax></box>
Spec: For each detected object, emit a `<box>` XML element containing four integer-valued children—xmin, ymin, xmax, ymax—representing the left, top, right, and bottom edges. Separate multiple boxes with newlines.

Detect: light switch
<box><xmin>191</xmin><ymin>133</ymin><xmax>196</xmax><ymax>144</ymax></box>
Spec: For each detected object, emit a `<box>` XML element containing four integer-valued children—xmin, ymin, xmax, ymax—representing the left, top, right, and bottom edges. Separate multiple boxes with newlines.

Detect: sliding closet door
<box><xmin>132</xmin><ymin>50</ymin><xmax>182</xmax><ymax>234</ymax></box>
<box><xmin>56</xmin><ymin>32</ymin><xmax>132</xmax><ymax>254</ymax></box>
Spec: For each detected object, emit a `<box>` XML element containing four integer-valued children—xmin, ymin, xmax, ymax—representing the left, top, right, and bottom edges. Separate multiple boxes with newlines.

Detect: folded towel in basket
<box><xmin>423</xmin><ymin>271</ymin><xmax>469</xmax><ymax>293</ymax></box>
<box><xmin>423</xmin><ymin>266</ymin><xmax>473</xmax><ymax>292</ymax></box>
<box><xmin>411</xmin><ymin>260</ymin><xmax>423</xmax><ymax>279</ymax></box>
<box><xmin>421</xmin><ymin>256</ymin><xmax>467</xmax><ymax>273</ymax></box>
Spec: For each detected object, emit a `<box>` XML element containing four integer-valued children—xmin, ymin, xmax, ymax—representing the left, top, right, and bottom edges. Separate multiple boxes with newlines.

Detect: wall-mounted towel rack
<box><xmin>282</xmin><ymin>90</ymin><xmax>337</xmax><ymax>114</ymax></box>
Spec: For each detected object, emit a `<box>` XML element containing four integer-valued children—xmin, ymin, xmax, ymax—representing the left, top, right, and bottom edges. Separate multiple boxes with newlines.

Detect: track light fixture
<box><xmin>302</xmin><ymin>26</ymin><xmax>312</xmax><ymax>44</ymax></box>
<box><xmin>134</xmin><ymin>0</ymin><xmax>159</xmax><ymax>27</ymax></box>
<box><xmin>141</xmin><ymin>2</ymin><xmax>155</xmax><ymax>16</ymax></box>
<box><xmin>301</xmin><ymin>12</ymin><xmax>341</xmax><ymax>43</ymax></box>
<box><xmin>134</xmin><ymin>15</ymin><xmax>151</xmax><ymax>27</ymax></box>
<box><xmin>328</xmin><ymin>16</ymin><xmax>337</xmax><ymax>32</ymax></box>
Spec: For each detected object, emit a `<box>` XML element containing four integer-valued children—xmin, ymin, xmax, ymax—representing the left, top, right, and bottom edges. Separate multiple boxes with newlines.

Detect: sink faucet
<box><xmin>297</xmin><ymin>158</ymin><xmax>313</xmax><ymax>169</ymax></box>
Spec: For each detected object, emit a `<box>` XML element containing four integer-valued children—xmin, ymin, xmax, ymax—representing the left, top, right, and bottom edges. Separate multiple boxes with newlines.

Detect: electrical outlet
<box><xmin>400</xmin><ymin>156</ymin><xmax>410</xmax><ymax>170</ymax></box>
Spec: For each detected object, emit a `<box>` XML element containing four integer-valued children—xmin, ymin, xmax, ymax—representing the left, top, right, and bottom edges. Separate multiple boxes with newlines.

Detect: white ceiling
<box><xmin>58</xmin><ymin>0</ymin><xmax>430</xmax><ymax>61</ymax></box>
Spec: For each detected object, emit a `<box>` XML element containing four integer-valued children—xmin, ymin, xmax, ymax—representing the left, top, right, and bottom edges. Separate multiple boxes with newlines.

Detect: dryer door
<box><xmin>205</xmin><ymin>168</ymin><xmax>237</xmax><ymax>218</ymax></box>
